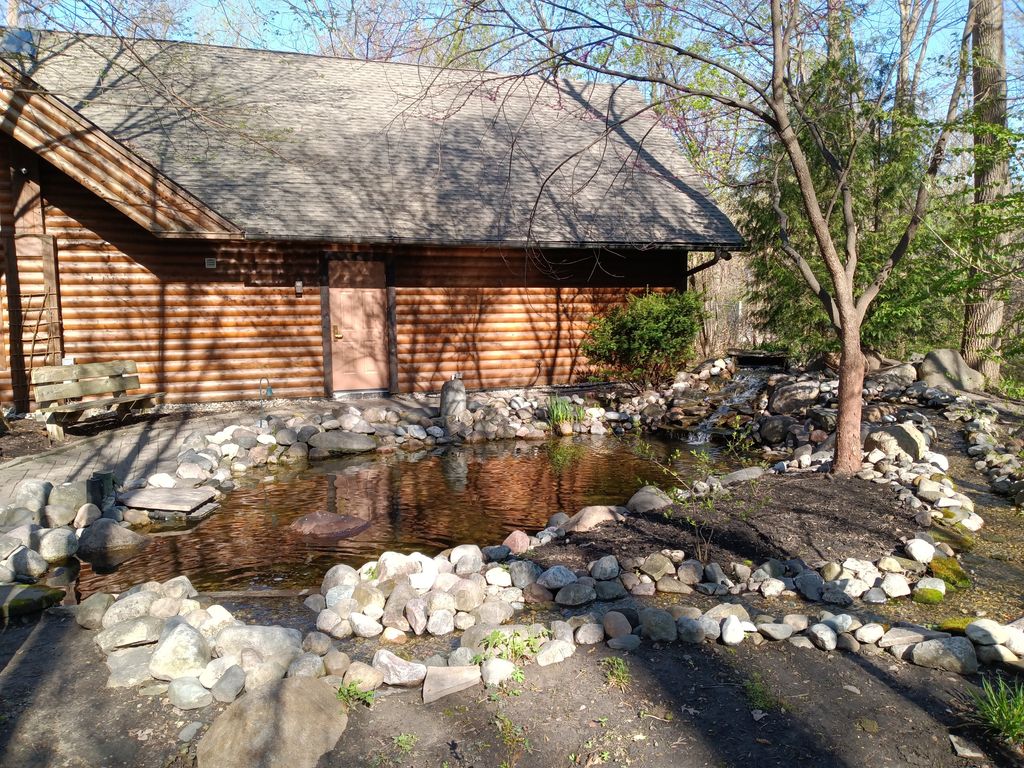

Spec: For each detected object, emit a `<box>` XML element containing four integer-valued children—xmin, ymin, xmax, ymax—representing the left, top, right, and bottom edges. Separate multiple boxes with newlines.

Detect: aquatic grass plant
<box><xmin>546</xmin><ymin>441</ymin><xmax>586</xmax><ymax>473</ymax></box>
<box><xmin>547</xmin><ymin>396</ymin><xmax>584</xmax><ymax>427</ymax></box>
<box><xmin>969</xmin><ymin>675</ymin><xmax>1024</xmax><ymax>748</ymax></box>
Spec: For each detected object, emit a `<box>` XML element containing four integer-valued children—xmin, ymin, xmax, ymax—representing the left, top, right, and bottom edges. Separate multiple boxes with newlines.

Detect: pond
<box><xmin>76</xmin><ymin>435</ymin><xmax>724</xmax><ymax>596</ymax></box>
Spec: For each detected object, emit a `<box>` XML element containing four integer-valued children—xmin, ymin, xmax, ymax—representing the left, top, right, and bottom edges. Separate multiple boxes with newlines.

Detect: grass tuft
<box><xmin>336</xmin><ymin>681</ymin><xmax>375</xmax><ymax>710</ymax></box>
<box><xmin>744</xmin><ymin>672</ymin><xmax>784</xmax><ymax>712</ymax></box>
<box><xmin>969</xmin><ymin>676</ymin><xmax>1024</xmax><ymax>747</ymax></box>
<box><xmin>601</xmin><ymin>657</ymin><xmax>631</xmax><ymax>691</ymax></box>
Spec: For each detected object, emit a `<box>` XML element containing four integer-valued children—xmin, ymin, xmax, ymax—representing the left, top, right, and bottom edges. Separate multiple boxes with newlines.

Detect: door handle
<box><xmin>333</xmin><ymin>325</ymin><xmax>344</xmax><ymax>340</ymax></box>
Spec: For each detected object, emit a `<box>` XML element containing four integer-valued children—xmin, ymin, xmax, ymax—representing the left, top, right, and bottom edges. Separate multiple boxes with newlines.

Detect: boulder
<box><xmin>37</xmin><ymin>528</ymin><xmax>78</xmax><ymax>562</ymax></box>
<box><xmin>290</xmin><ymin>512</ymin><xmax>370</xmax><ymax>538</ymax></box>
<box><xmin>372</xmin><ymin>649</ymin><xmax>426</xmax><ymax>686</ymax></box>
<box><xmin>626</xmin><ymin>486</ymin><xmax>673</xmax><ymax>514</ymax></box>
<box><xmin>306</xmin><ymin>431</ymin><xmax>377</xmax><ymax>455</ymax></box>
<box><xmin>422</xmin><ymin>665</ymin><xmax>480</xmax><ymax>703</ymax></box>
<box><xmin>77</xmin><ymin>519</ymin><xmax>149</xmax><ymax>562</ymax></box>
<box><xmin>96</xmin><ymin>616</ymin><xmax>164</xmax><ymax>654</ymax></box>
<box><xmin>169</xmin><ymin>677</ymin><xmax>213</xmax><ymax>710</ymax></box>
<box><xmin>768</xmin><ymin>381</ymin><xmax>819</xmax><ymax>414</ymax></box>
<box><xmin>215</xmin><ymin>625</ymin><xmax>302</xmax><ymax>664</ymax></box>
<box><xmin>917</xmin><ymin>349</ymin><xmax>985</xmax><ymax>392</ymax></box>
<box><xmin>911</xmin><ymin>637</ymin><xmax>978</xmax><ymax>674</ymax></box>
<box><xmin>149</xmin><ymin>623</ymin><xmax>211</xmax><ymax>680</ymax></box>
<box><xmin>864</xmin><ymin>424</ymin><xmax>928</xmax><ymax>461</ymax></box>
<box><xmin>562</xmin><ymin>506</ymin><xmax>628</xmax><ymax>533</ymax></box>
<box><xmin>197</xmin><ymin>678</ymin><xmax>347</xmax><ymax>768</ymax></box>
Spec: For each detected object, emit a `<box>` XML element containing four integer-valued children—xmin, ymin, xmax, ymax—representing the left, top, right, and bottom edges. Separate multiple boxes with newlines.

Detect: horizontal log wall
<box><xmin>1</xmin><ymin>136</ymin><xmax>689</xmax><ymax>406</ymax></box>
<box><xmin>391</xmin><ymin>250</ymin><xmax>684</xmax><ymax>392</ymax></box>
<box><xmin>0</xmin><ymin>140</ymin><xmax>326</xmax><ymax>408</ymax></box>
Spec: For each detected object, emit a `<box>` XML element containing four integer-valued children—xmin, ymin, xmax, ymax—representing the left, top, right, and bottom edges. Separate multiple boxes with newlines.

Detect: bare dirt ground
<box><xmin>0</xmin><ymin>604</ymin><xmax>1017</xmax><ymax>768</ymax></box>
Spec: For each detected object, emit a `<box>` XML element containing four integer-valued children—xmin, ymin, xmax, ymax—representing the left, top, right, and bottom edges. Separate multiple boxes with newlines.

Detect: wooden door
<box><xmin>327</xmin><ymin>260</ymin><xmax>389</xmax><ymax>392</ymax></box>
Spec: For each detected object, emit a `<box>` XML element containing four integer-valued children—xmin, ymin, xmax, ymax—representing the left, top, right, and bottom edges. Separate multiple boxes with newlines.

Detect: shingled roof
<box><xmin>6</xmin><ymin>30</ymin><xmax>743</xmax><ymax>248</ymax></box>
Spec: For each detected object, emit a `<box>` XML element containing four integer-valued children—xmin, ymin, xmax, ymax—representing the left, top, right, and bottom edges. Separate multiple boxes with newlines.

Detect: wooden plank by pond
<box><xmin>118</xmin><ymin>487</ymin><xmax>217</xmax><ymax>512</ymax></box>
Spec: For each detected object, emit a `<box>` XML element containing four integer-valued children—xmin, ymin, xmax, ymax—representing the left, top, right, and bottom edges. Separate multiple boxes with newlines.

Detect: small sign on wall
<box><xmin>205</xmin><ymin>257</ymin><xmax>217</xmax><ymax>269</ymax></box>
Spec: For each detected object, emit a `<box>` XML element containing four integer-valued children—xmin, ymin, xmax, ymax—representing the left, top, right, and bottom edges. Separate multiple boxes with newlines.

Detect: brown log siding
<box><xmin>1</xmin><ymin>138</ymin><xmax>689</xmax><ymax>406</ymax></box>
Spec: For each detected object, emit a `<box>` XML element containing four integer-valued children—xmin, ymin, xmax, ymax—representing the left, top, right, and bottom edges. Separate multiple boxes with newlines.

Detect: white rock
<box><xmin>905</xmin><ymin>539</ymin><xmax>935</xmax><ymax>564</ymax></box>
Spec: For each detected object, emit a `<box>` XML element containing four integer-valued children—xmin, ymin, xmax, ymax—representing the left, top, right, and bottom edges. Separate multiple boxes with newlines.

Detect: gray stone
<box><xmin>215</xmin><ymin>625</ymin><xmax>302</xmax><ymax>663</ymax></box>
<box><xmin>640</xmin><ymin>608</ymin><xmax>677</xmax><ymax>643</ymax></box>
<box><xmin>878</xmin><ymin>626</ymin><xmax>949</xmax><ymax>647</ymax></box>
<box><xmin>287</xmin><ymin>653</ymin><xmax>326</xmax><ymax>678</ymax></box>
<box><xmin>676</xmin><ymin>617</ymin><xmax>705</xmax><ymax>644</ymax></box>
<box><xmin>169</xmin><ymin>677</ymin><xmax>213</xmax><ymax>710</ymax></box>
<box><xmin>595</xmin><ymin>580</ymin><xmax>628</xmax><ymax>600</ymax></box>
<box><xmin>306</xmin><ymin>431</ymin><xmax>377</xmax><ymax>455</ymax></box>
<box><xmin>640</xmin><ymin>553</ymin><xmax>674</xmax><ymax>580</ymax></box>
<box><xmin>769</xmin><ymin>381</ymin><xmax>819</xmax><ymax>414</ymax></box>
<box><xmin>162</xmin><ymin>575</ymin><xmax>199</xmax><ymax>599</ymax></box>
<box><xmin>96</xmin><ymin>616</ymin><xmax>165</xmax><ymax>654</ymax></box>
<box><xmin>881</xmin><ymin>573</ymin><xmax>911</xmax><ymax>598</ymax></box>
<box><xmin>427</xmin><ymin>609</ymin><xmax>455</xmax><ymax>636</ymax></box>
<box><xmin>372</xmin><ymin>649</ymin><xmax>426</xmax><ymax>686</ymax></box>
<box><xmin>508</xmin><ymin>560</ymin><xmax>540</xmax><ymax>588</ymax></box>
<box><xmin>36</xmin><ymin>528</ymin><xmax>78</xmax><ymax>563</ymax></box>
<box><xmin>757</xmin><ymin>623</ymin><xmax>793</xmax><ymax>641</ymax></box>
<box><xmin>536</xmin><ymin>565</ymin><xmax>577</xmax><ymax>590</ymax></box>
<box><xmin>626</xmin><ymin>486</ymin><xmax>673</xmax><ymax>514</ymax></box>
<box><xmin>7</xmin><ymin>546</ymin><xmax>47</xmax><ymax>578</ymax></box>
<box><xmin>965</xmin><ymin>619</ymin><xmax>1010</xmax><ymax>646</ymax></box>
<box><xmin>865</xmin><ymin>424</ymin><xmax>928</xmax><ymax>461</ymax></box>
<box><xmin>320</xmin><ymin>563</ymin><xmax>359</xmax><ymax>594</ymax></box>
<box><xmin>450</xmin><ymin>579</ymin><xmax>486</xmax><ymax>612</ymax></box>
<box><xmin>918</xmin><ymin>349</ymin><xmax>985</xmax><ymax>392</ymax></box>
<box><xmin>149</xmin><ymin>623</ymin><xmax>211</xmax><ymax>680</ymax></box>
<box><xmin>77</xmin><ymin>592</ymin><xmax>115</xmax><ymax>629</ymax></box>
<box><xmin>323</xmin><ymin>650</ymin><xmax>351</xmax><ymax>677</ymax></box>
<box><xmin>562</xmin><ymin>505</ymin><xmax>627</xmax><ymax>533</ymax></box>
<box><xmin>555</xmin><ymin>583</ymin><xmax>595</xmax><ymax>606</ymax></box>
<box><xmin>911</xmin><ymin>637</ymin><xmax>978</xmax><ymax>674</ymax></box>
<box><xmin>422</xmin><ymin>665</ymin><xmax>480</xmax><ymax>704</ymax></box>
<box><xmin>14</xmin><ymin>480</ymin><xmax>52</xmax><ymax>513</ymax></box>
<box><xmin>719</xmin><ymin>467</ymin><xmax>765</xmax><ymax>487</ymax></box>
<box><xmin>807</xmin><ymin>623</ymin><xmax>837</xmax><ymax>651</ymax></box>
<box><xmin>105</xmin><ymin>646</ymin><xmax>156</xmax><ymax>688</ymax></box>
<box><xmin>676</xmin><ymin>560</ymin><xmax>704</xmax><ymax>585</ymax></box>
<box><xmin>575</xmin><ymin>623</ymin><xmax>605</xmax><ymax>645</ymax></box>
<box><xmin>77</xmin><ymin>519</ymin><xmax>149</xmax><ymax>560</ymax></box>
<box><xmin>197</xmin><ymin>678</ymin><xmax>347</xmax><ymax>768</ymax></box>
<box><xmin>854</xmin><ymin>623</ymin><xmax>885</xmax><ymax>644</ymax></box>
<box><xmin>302</xmin><ymin>631</ymin><xmax>333</xmax><ymax>656</ymax></box>
<box><xmin>349</xmin><ymin>613</ymin><xmax>384</xmax><ymax>638</ymax></box>
<box><xmin>102</xmin><ymin>591</ymin><xmax>160</xmax><ymax>629</ymax></box>
<box><xmin>607</xmin><ymin>635</ymin><xmax>641</xmax><ymax>651</ymax></box>
<box><xmin>536</xmin><ymin>639</ymin><xmax>575</xmax><ymax>666</ymax></box>
<box><xmin>589</xmin><ymin>555</ymin><xmax>620</xmax><ymax>581</ymax></box>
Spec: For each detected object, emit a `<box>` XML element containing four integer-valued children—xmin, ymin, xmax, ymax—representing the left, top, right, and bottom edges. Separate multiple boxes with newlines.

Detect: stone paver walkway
<box><xmin>0</xmin><ymin>395</ymin><xmax>423</xmax><ymax>508</ymax></box>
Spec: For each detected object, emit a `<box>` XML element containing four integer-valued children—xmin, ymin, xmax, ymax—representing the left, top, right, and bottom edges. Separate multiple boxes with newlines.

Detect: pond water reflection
<box><xmin>76</xmin><ymin>435</ymin><xmax>720</xmax><ymax>596</ymax></box>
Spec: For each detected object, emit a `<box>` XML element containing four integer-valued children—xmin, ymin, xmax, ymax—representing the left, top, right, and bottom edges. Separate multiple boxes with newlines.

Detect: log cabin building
<box><xmin>0</xmin><ymin>29</ymin><xmax>742</xmax><ymax>410</ymax></box>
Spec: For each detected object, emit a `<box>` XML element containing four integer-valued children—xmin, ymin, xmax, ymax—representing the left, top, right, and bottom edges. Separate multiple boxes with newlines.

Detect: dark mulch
<box><xmin>531</xmin><ymin>473</ymin><xmax>918</xmax><ymax>571</ymax></box>
<box><xmin>0</xmin><ymin>418</ymin><xmax>53</xmax><ymax>461</ymax></box>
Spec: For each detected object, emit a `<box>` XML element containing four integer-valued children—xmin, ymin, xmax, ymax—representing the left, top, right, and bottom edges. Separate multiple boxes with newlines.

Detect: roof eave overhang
<box><xmin>239</xmin><ymin>231</ymin><xmax>747</xmax><ymax>251</ymax></box>
<box><xmin>0</xmin><ymin>61</ymin><xmax>241</xmax><ymax>240</ymax></box>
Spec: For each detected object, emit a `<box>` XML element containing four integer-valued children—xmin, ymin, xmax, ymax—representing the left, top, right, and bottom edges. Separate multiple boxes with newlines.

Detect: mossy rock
<box><xmin>0</xmin><ymin>584</ymin><xmax>65</xmax><ymax>619</ymax></box>
<box><xmin>928</xmin><ymin>557</ymin><xmax>972</xmax><ymax>590</ymax></box>
<box><xmin>935</xmin><ymin>616</ymin><xmax>973</xmax><ymax>634</ymax></box>
<box><xmin>928</xmin><ymin>526</ymin><xmax>976</xmax><ymax>552</ymax></box>
<box><xmin>912</xmin><ymin>588</ymin><xmax>945</xmax><ymax>605</ymax></box>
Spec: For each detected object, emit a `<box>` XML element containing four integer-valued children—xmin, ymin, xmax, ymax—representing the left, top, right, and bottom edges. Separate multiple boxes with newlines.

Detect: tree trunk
<box><xmin>961</xmin><ymin>0</ymin><xmax>1008</xmax><ymax>385</ymax></box>
<box><xmin>833</xmin><ymin>320</ymin><xmax>865</xmax><ymax>477</ymax></box>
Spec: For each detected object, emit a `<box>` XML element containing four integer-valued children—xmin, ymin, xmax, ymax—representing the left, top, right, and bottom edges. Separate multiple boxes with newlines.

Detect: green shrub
<box><xmin>581</xmin><ymin>290</ymin><xmax>704</xmax><ymax>391</ymax></box>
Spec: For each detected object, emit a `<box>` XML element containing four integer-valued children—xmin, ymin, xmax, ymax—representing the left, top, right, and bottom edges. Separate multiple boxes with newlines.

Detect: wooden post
<box><xmin>385</xmin><ymin>256</ymin><xmax>399</xmax><ymax>394</ymax></box>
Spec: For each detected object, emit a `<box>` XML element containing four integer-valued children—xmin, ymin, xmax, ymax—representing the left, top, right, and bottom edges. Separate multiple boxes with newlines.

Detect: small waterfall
<box><xmin>687</xmin><ymin>373</ymin><xmax>767</xmax><ymax>444</ymax></box>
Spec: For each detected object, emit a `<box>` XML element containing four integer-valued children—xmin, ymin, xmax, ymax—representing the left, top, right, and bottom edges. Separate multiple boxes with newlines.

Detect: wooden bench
<box><xmin>31</xmin><ymin>360</ymin><xmax>165</xmax><ymax>442</ymax></box>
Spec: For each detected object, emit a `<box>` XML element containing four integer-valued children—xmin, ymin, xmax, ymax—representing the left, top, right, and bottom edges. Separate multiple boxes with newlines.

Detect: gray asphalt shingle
<box><xmin>13</xmin><ymin>31</ymin><xmax>743</xmax><ymax>248</ymax></box>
